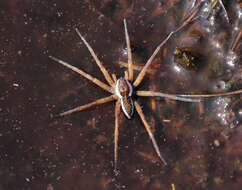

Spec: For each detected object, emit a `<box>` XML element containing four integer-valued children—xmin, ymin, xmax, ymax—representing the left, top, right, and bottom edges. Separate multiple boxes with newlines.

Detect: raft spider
<box><xmin>49</xmin><ymin>19</ymin><xmax>242</xmax><ymax>170</ymax></box>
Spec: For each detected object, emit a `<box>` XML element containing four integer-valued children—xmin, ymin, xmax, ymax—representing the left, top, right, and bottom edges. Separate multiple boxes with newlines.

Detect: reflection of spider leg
<box><xmin>134</xmin><ymin>100</ymin><xmax>167</xmax><ymax>165</ymax></box>
<box><xmin>60</xmin><ymin>95</ymin><xmax>116</xmax><ymax>116</ymax></box>
<box><xmin>178</xmin><ymin>89</ymin><xmax>242</xmax><ymax>98</ymax></box>
<box><xmin>124</xmin><ymin>19</ymin><xmax>133</xmax><ymax>81</ymax></box>
<box><xmin>175</xmin><ymin>1</ymin><xmax>201</xmax><ymax>33</ymax></box>
<box><xmin>218</xmin><ymin>0</ymin><xmax>229</xmax><ymax>22</ymax></box>
<box><xmin>49</xmin><ymin>56</ymin><xmax>112</xmax><ymax>93</ymax></box>
<box><xmin>114</xmin><ymin>99</ymin><xmax>121</xmax><ymax>171</ymax></box>
<box><xmin>75</xmin><ymin>28</ymin><xmax>114</xmax><ymax>87</ymax></box>
<box><xmin>133</xmin><ymin>3</ymin><xmax>201</xmax><ymax>88</ymax></box>
<box><xmin>136</xmin><ymin>91</ymin><xmax>200</xmax><ymax>102</ymax></box>
<box><xmin>232</xmin><ymin>28</ymin><xmax>242</xmax><ymax>51</ymax></box>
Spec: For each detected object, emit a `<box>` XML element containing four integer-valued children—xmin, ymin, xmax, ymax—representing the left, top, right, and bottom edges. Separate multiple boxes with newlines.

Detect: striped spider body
<box><xmin>115</xmin><ymin>78</ymin><xmax>134</xmax><ymax>119</ymax></box>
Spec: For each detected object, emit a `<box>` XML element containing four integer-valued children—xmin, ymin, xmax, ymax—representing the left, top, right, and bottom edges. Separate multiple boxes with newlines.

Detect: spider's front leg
<box><xmin>123</xmin><ymin>19</ymin><xmax>133</xmax><ymax>82</ymax></box>
<box><xmin>75</xmin><ymin>28</ymin><xmax>115</xmax><ymax>87</ymax></box>
<box><xmin>59</xmin><ymin>95</ymin><xmax>116</xmax><ymax>116</ymax></box>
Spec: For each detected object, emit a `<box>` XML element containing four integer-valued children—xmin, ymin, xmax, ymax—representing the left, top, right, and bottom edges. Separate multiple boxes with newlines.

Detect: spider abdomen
<box><xmin>121</xmin><ymin>96</ymin><xmax>134</xmax><ymax>119</ymax></box>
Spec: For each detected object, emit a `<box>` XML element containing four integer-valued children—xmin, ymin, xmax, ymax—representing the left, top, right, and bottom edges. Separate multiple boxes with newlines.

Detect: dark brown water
<box><xmin>0</xmin><ymin>0</ymin><xmax>241</xmax><ymax>189</ymax></box>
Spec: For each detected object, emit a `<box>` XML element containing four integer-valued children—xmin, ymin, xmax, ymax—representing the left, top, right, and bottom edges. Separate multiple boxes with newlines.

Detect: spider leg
<box><xmin>136</xmin><ymin>91</ymin><xmax>200</xmax><ymax>102</ymax></box>
<box><xmin>75</xmin><ymin>28</ymin><xmax>114</xmax><ymax>87</ymax></box>
<box><xmin>114</xmin><ymin>99</ymin><xmax>121</xmax><ymax>171</ymax></box>
<box><xmin>59</xmin><ymin>95</ymin><xmax>116</xmax><ymax>116</ymax></box>
<box><xmin>124</xmin><ymin>71</ymin><xmax>129</xmax><ymax>80</ymax></box>
<box><xmin>231</xmin><ymin>28</ymin><xmax>242</xmax><ymax>51</ymax></box>
<box><xmin>174</xmin><ymin>1</ymin><xmax>202</xmax><ymax>34</ymax></box>
<box><xmin>49</xmin><ymin>56</ymin><xmax>113</xmax><ymax>93</ymax></box>
<box><xmin>134</xmin><ymin>100</ymin><xmax>167</xmax><ymax>165</ymax></box>
<box><xmin>133</xmin><ymin>31</ymin><xmax>174</xmax><ymax>88</ymax></box>
<box><xmin>118</xmin><ymin>61</ymin><xmax>155</xmax><ymax>74</ymax></box>
<box><xmin>133</xmin><ymin>3</ymin><xmax>201</xmax><ymax>88</ymax></box>
<box><xmin>124</xmin><ymin>19</ymin><xmax>133</xmax><ymax>81</ymax></box>
<box><xmin>218</xmin><ymin>0</ymin><xmax>229</xmax><ymax>23</ymax></box>
<box><xmin>178</xmin><ymin>89</ymin><xmax>242</xmax><ymax>98</ymax></box>
<box><xmin>112</xmin><ymin>73</ymin><xmax>117</xmax><ymax>84</ymax></box>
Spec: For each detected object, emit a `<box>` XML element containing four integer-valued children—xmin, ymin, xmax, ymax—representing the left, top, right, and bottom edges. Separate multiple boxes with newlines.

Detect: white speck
<box><xmin>205</xmin><ymin>27</ymin><xmax>211</xmax><ymax>33</ymax></box>
<box><xmin>238</xmin><ymin>9</ymin><xmax>242</xmax><ymax>18</ymax></box>
<box><xmin>226</xmin><ymin>50</ymin><xmax>237</xmax><ymax>67</ymax></box>
<box><xmin>173</xmin><ymin>65</ymin><xmax>181</xmax><ymax>73</ymax></box>
<box><xmin>134</xmin><ymin>169</ymin><xmax>140</xmax><ymax>174</ymax></box>
<box><xmin>122</xmin><ymin>48</ymin><xmax>128</xmax><ymax>56</ymax></box>
<box><xmin>217</xmin><ymin>52</ymin><xmax>223</xmax><ymax>57</ymax></box>
<box><xmin>215</xmin><ymin>42</ymin><xmax>220</xmax><ymax>48</ymax></box>
<box><xmin>25</xmin><ymin>178</ymin><xmax>30</xmax><ymax>182</ymax></box>
<box><xmin>227</xmin><ymin>60</ymin><xmax>234</xmax><ymax>67</ymax></box>
<box><xmin>238</xmin><ymin>109</ymin><xmax>242</xmax><ymax>115</ymax></box>
<box><xmin>57</xmin><ymin>12</ymin><xmax>62</xmax><ymax>17</ymax></box>
<box><xmin>234</xmin><ymin>26</ymin><xmax>239</xmax><ymax>31</ymax></box>
<box><xmin>203</xmin><ymin>7</ymin><xmax>209</xmax><ymax>13</ymax></box>
<box><xmin>210</xmin><ymin>16</ymin><xmax>215</xmax><ymax>26</ymax></box>
<box><xmin>211</xmin><ymin>40</ymin><xmax>221</xmax><ymax>49</ymax></box>
<box><xmin>215</xmin><ymin>81</ymin><xmax>226</xmax><ymax>90</ymax></box>
<box><xmin>13</xmin><ymin>83</ymin><xmax>19</xmax><ymax>87</ymax></box>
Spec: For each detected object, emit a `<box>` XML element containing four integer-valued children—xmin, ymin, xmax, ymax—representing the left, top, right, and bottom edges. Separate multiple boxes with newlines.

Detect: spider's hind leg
<box><xmin>134</xmin><ymin>100</ymin><xmax>167</xmax><ymax>165</ymax></box>
<box><xmin>114</xmin><ymin>99</ymin><xmax>121</xmax><ymax>171</ymax></box>
<box><xmin>59</xmin><ymin>95</ymin><xmax>116</xmax><ymax>116</ymax></box>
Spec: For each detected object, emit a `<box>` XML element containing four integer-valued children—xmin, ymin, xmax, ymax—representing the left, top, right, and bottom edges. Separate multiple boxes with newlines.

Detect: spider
<box><xmin>49</xmin><ymin>19</ymin><xmax>242</xmax><ymax>170</ymax></box>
